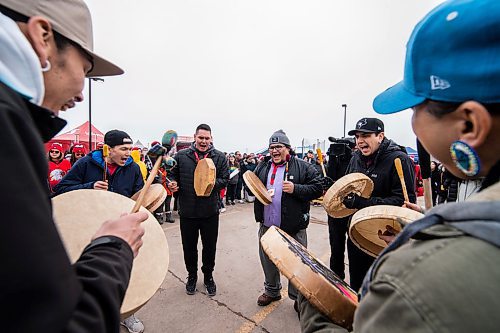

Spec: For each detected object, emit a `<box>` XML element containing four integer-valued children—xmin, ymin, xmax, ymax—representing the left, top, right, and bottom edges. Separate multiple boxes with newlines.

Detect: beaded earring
<box><xmin>449</xmin><ymin>140</ymin><xmax>481</xmax><ymax>177</ymax></box>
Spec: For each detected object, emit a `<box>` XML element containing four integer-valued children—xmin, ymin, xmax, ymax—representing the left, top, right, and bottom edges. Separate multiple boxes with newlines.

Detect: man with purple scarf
<box><xmin>251</xmin><ymin>130</ymin><xmax>322</xmax><ymax>311</ymax></box>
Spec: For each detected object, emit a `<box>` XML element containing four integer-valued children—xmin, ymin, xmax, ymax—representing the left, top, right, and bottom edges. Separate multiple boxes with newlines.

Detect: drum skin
<box><xmin>52</xmin><ymin>189</ymin><xmax>169</xmax><ymax>318</ymax></box>
<box><xmin>261</xmin><ymin>226</ymin><xmax>358</xmax><ymax>330</ymax></box>
<box><xmin>131</xmin><ymin>183</ymin><xmax>167</xmax><ymax>212</ymax></box>
<box><xmin>349</xmin><ymin>205</ymin><xmax>424</xmax><ymax>257</ymax></box>
<box><xmin>242</xmin><ymin>171</ymin><xmax>272</xmax><ymax>205</ymax></box>
<box><xmin>194</xmin><ymin>158</ymin><xmax>216</xmax><ymax>197</ymax></box>
<box><xmin>323</xmin><ymin>173</ymin><xmax>374</xmax><ymax>218</ymax></box>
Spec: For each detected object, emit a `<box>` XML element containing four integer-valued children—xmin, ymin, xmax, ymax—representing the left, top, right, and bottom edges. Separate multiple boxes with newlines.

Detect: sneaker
<box><xmin>220</xmin><ymin>207</ymin><xmax>227</xmax><ymax>213</ymax></box>
<box><xmin>165</xmin><ymin>211</ymin><xmax>175</xmax><ymax>223</ymax></box>
<box><xmin>186</xmin><ymin>275</ymin><xmax>197</xmax><ymax>295</ymax></box>
<box><xmin>120</xmin><ymin>314</ymin><xmax>144</xmax><ymax>333</ymax></box>
<box><xmin>231</xmin><ymin>201</ymin><xmax>236</xmax><ymax>205</ymax></box>
<box><xmin>238</xmin><ymin>200</ymin><xmax>244</xmax><ymax>204</ymax></box>
<box><xmin>257</xmin><ymin>293</ymin><xmax>282</xmax><ymax>306</ymax></box>
<box><xmin>204</xmin><ymin>277</ymin><xmax>217</xmax><ymax>296</ymax></box>
<box><xmin>155</xmin><ymin>213</ymin><xmax>164</xmax><ymax>225</ymax></box>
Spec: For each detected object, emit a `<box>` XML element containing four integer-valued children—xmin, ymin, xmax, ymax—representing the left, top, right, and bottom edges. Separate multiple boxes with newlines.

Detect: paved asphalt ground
<box><xmin>123</xmin><ymin>202</ymin><xmax>338</xmax><ymax>333</ymax></box>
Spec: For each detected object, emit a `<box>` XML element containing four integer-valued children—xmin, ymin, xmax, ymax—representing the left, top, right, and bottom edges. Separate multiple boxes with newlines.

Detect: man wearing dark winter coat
<box><xmin>0</xmin><ymin>1</ymin><xmax>147</xmax><ymax>332</ymax></box>
<box><xmin>168</xmin><ymin>124</ymin><xmax>229</xmax><ymax>297</ymax></box>
<box><xmin>54</xmin><ymin>130</ymin><xmax>144</xmax><ymax>198</ymax></box>
<box><xmin>342</xmin><ymin>118</ymin><xmax>416</xmax><ymax>291</ymax></box>
<box><xmin>251</xmin><ymin>130</ymin><xmax>323</xmax><ymax>309</ymax></box>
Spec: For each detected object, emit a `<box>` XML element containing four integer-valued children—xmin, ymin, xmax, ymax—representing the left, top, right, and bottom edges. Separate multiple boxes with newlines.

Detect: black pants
<box><xmin>153</xmin><ymin>195</ymin><xmax>172</xmax><ymax>215</ymax></box>
<box><xmin>235</xmin><ymin>176</ymin><xmax>243</xmax><ymax>200</ymax></box>
<box><xmin>328</xmin><ymin>215</ymin><xmax>350</xmax><ymax>279</ymax></box>
<box><xmin>347</xmin><ymin>238</ymin><xmax>375</xmax><ymax>291</ymax></box>
<box><xmin>226</xmin><ymin>183</ymin><xmax>237</xmax><ymax>203</ymax></box>
<box><xmin>180</xmin><ymin>215</ymin><xmax>219</xmax><ymax>278</ymax></box>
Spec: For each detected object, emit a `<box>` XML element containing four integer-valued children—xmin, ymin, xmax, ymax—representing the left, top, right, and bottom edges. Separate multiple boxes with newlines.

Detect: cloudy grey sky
<box><xmin>62</xmin><ymin>0</ymin><xmax>443</xmax><ymax>153</ymax></box>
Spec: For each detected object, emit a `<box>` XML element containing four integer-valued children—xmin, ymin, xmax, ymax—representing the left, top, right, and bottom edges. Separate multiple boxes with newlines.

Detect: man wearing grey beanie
<box><xmin>250</xmin><ymin>129</ymin><xmax>323</xmax><ymax>312</ymax></box>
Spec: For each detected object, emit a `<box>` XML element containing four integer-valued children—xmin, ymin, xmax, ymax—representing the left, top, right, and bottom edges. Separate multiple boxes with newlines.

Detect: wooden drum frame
<box><xmin>261</xmin><ymin>226</ymin><xmax>358</xmax><ymax>330</ymax></box>
<box><xmin>52</xmin><ymin>189</ymin><xmax>169</xmax><ymax>318</ymax></box>
<box><xmin>323</xmin><ymin>173</ymin><xmax>374</xmax><ymax>218</ymax></box>
<box><xmin>349</xmin><ymin>205</ymin><xmax>424</xmax><ymax>257</ymax></box>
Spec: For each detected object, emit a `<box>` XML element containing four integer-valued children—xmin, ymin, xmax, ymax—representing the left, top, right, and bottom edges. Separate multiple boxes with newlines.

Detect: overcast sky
<box><xmin>61</xmin><ymin>0</ymin><xmax>443</xmax><ymax>153</ymax></box>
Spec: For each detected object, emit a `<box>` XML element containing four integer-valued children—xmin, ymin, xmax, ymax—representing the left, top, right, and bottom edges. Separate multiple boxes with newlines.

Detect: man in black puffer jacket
<box><xmin>343</xmin><ymin>118</ymin><xmax>416</xmax><ymax>291</ymax></box>
<box><xmin>54</xmin><ymin>130</ymin><xmax>144</xmax><ymax>198</ymax></box>
<box><xmin>168</xmin><ymin>124</ymin><xmax>229</xmax><ymax>297</ymax></box>
<box><xmin>251</xmin><ymin>130</ymin><xmax>323</xmax><ymax>310</ymax></box>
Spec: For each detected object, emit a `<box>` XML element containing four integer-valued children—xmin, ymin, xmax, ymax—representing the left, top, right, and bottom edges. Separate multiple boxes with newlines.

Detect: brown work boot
<box><xmin>257</xmin><ymin>293</ymin><xmax>281</xmax><ymax>306</ymax></box>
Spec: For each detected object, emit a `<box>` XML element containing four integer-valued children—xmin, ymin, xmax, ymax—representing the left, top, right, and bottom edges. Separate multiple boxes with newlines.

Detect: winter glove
<box><xmin>343</xmin><ymin>193</ymin><xmax>370</xmax><ymax>209</ymax></box>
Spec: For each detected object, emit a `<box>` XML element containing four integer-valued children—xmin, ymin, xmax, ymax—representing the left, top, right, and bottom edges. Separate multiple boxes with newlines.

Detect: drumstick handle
<box><xmin>394</xmin><ymin>158</ymin><xmax>410</xmax><ymax>203</ymax></box>
<box><xmin>316</xmin><ymin>148</ymin><xmax>327</xmax><ymax>177</ymax></box>
<box><xmin>131</xmin><ymin>156</ymin><xmax>162</xmax><ymax>213</ymax></box>
<box><xmin>422</xmin><ymin>178</ymin><xmax>433</xmax><ymax>210</ymax></box>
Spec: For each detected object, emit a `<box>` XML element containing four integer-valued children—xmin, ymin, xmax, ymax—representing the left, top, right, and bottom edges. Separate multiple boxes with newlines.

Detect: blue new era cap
<box><xmin>373</xmin><ymin>0</ymin><xmax>500</xmax><ymax>114</ymax></box>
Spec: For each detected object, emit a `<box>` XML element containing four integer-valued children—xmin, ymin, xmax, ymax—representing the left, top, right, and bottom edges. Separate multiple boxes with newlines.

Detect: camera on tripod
<box><xmin>327</xmin><ymin>137</ymin><xmax>355</xmax><ymax>157</ymax></box>
<box><xmin>326</xmin><ymin>136</ymin><xmax>355</xmax><ymax>181</ymax></box>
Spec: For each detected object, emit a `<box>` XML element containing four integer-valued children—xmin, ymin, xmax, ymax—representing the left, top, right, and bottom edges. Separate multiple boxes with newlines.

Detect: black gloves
<box><xmin>343</xmin><ymin>193</ymin><xmax>370</xmax><ymax>209</ymax></box>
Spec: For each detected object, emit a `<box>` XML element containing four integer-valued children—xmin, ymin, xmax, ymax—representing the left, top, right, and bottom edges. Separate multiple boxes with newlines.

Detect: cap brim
<box><xmin>347</xmin><ymin>129</ymin><xmax>377</xmax><ymax>136</ymax></box>
<box><xmin>86</xmin><ymin>50</ymin><xmax>124</xmax><ymax>77</ymax></box>
<box><xmin>373</xmin><ymin>81</ymin><xmax>426</xmax><ymax>114</ymax></box>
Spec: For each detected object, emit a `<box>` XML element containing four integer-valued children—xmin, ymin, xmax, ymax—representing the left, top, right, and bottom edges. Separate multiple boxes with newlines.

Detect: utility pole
<box><xmin>342</xmin><ymin>104</ymin><xmax>347</xmax><ymax>138</ymax></box>
<box><xmin>88</xmin><ymin>78</ymin><xmax>104</xmax><ymax>150</ymax></box>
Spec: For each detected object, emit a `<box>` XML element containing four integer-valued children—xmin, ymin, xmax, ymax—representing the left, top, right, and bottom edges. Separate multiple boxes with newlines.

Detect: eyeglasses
<box><xmin>49</xmin><ymin>150</ymin><xmax>60</xmax><ymax>154</ymax></box>
<box><xmin>74</xmin><ymin>153</ymin><xmax>84</xmax><ymax>157</ymax></box>
<box><xmin>268</xmin><ymin>145</ymin><xmax>285</xmax><ymax>151</ymax></box>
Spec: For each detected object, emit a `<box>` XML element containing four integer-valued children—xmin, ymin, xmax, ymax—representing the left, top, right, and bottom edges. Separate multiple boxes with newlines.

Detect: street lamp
<box><xmin>342</xmin><ymin>104</ymin><xmax>347</xmax><ymax>137</ymax></box>
<box><xmin>88</xmin><ymin>77</ymin><xmax>104</xmax><ymax>150</ymax></box>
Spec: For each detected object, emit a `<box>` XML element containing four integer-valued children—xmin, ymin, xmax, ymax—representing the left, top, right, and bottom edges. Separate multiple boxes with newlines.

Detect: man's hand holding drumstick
<box><xmin>92</xmin><ymin>211</ymin><xmax>148</xmax><ymax>257</ymax></box>
<box><xmin>93</xmin><ymin>180</ymin><xmax>108</xmax><ymax>191</ymax></box>
<box><xmin>132</xmin><ymin>131</ymin><xmax>178</xmax><ymax>213</ymax></box>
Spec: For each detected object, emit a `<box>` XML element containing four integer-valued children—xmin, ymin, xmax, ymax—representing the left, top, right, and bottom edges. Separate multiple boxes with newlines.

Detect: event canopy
<box><xmin>46</xmin><ymin>121</ymin><xmax>104</xmax><ymax>153</ymax></box>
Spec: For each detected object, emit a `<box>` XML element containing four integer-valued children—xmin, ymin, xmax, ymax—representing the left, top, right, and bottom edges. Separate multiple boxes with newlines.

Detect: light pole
<box><xmin>88</xmin><ymin>77</ymin><xmax>104</xmax><ymax>150</ymax></box>
<box><xmin>342</xmin><ymin>104</ymin><xmax>347</xmax><ymax>137</ymax></box>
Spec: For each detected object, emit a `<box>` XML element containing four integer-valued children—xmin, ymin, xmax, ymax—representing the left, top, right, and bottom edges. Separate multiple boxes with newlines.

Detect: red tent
<box><xmin>46</xmin><ymin>121</ymin><xmax>104</xmax><ymax>153</ymax></box>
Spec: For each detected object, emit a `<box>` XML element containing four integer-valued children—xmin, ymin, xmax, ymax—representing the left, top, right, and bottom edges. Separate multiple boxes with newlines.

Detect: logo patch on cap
<box><xmin>430</xmin><ymin>75</ymin><xmax>451</xmax><ymax>90</ymax></box>
<box><xmin>357</xmin><ymin>119</ymin><xmax>368</xmax><ymax>129</ymax></box>
<box><xmin>123</xmin><ymin>138</ymin><xmax>133</xmax><ymax>144</ymax></box>
<box><xmin>271</xmin><ymin>137</ymin><xmax>278</xmax><ymax>143</ymax></box>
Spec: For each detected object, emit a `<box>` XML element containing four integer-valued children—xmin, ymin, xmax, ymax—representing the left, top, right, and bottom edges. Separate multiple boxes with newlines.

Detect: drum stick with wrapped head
<box><xmin>417</xmin><ymin>139</ymin><xmax>433</xmax><ymax>210</ymax></box>
<box><xmin>316</xmin><ymin>148</ymin><xmax>327</xmax><ymax>177</ymax></box>
<box><xmin>102</xmin><ymin>144</ymin><xmax>109</xmax><ymax>181</ymax></box>
<box><xmin>284</xmin><ymin>154</ymin><xmax>291</xmax><ymax>181</ymax></box>
<box><xmin>131</xmin><ymin>131</ymin><xmax>178</xmax><ymax>213</ymax></box>
<box><xmin>394</xmin><ymin>158</ymin><xmax>410</xmax><ymax>203</ymax></box>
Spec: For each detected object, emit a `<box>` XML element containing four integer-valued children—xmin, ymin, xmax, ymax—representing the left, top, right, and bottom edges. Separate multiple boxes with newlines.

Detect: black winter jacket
<box><xmin>0</xmin><ymin>81</ymin><xmax>133</xmax><ymax>332</ymax></box>
<box><xmin>253</xmin><ymin>156</ymin><xmax>323</xmax><ymax>234</ymax></box>
<box><xmin>54</xmin><ymin>151</ymin><xmax>144</xmax><ymax>198</ymax></box>
<box><xmin>347</xmin><ymin>138</ymin><xmax>416</xmax><ymax>208</ymax></box>
<box><xmin>171</xmin><ymin>144</ymin><xmax>229</xmax><ymax>218</ymax></box>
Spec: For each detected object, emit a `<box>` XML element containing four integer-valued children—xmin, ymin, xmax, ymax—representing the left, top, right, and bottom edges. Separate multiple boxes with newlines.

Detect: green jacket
<box><xmin>299</xmin><ymin>182</ymin><xmax>500</xmax><ymax>333</ymax></box>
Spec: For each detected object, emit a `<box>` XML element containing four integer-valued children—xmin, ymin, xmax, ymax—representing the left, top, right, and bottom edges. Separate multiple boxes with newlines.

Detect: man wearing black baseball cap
<box><xmin>341</xmin><ymin>117</ymin><xmax>416</xmax><ymax>291</ymax></box>
<box><xmin>55</xmin><ymin>129</ymin><xmax>143</xmax><ymax>197</ymax></box>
